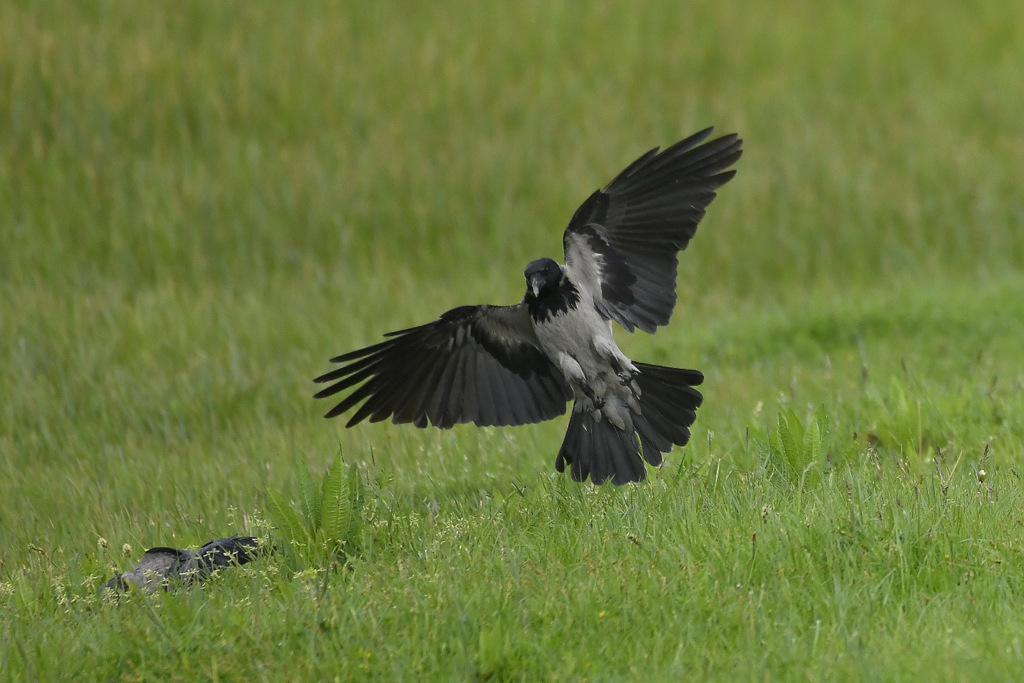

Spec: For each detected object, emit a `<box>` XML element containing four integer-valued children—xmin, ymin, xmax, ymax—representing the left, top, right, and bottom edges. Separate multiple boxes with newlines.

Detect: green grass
<box><xmin>3</xmin><ymin>0</ymin><xmax>1024</xmax><ymax>679</ymax></box>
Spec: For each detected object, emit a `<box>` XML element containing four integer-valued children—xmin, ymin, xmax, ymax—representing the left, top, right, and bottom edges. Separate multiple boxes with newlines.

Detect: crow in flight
<box><xmin>315</xmin><ymin>128</ymin><xmax>742</xmax><ymax>484</ymax></box>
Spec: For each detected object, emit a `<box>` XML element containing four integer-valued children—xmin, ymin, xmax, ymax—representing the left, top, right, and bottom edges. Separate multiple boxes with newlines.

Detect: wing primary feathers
<box><xmin>563</xmin><ymin>128</ymin><xmax>742</xmax><ymax>333</ymax></box>
<box><xmin>316</xmin><ymin>304</ymin><xmax>570</xmax><ymax>429</ymax></box>
<box><xmin>315</xmin><ymin>305</ymin><xmax>573</xmax><ymax>428</ymax></box>
<box><xmin>393</xmin><ymin>348</ymin><xmax>451</xmax><ymax>425</ymax></box>
<box><xmin>603</xmin><ymin>147</ymin><xmax>662</xmax><ymax>187</ymax></box>
<box><xmin>363</xmin><ymin>345</ymin><xmax>442</xmax><ymax>424</ymax></box>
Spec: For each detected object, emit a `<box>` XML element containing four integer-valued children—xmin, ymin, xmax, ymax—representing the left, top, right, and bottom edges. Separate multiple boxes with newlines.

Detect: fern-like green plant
<box><xmin>769</xmin><ymin>408</ymin><xmax>824</xmax><ymax>489</ymax></box>
<box><xmin>864</xmin><ymin>375</ymin><xmax>939</xmax><ymax>467</ymax></box>
<box><xmin>266</xmin><ymin>452</ymin><xmax>365</xmax><ymax>567</ymax></box>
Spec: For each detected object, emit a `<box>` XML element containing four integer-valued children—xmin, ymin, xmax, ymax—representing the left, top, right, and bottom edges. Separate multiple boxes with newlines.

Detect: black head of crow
<box><xmin>524</xmin><ymin>257</ymin><xmax>580</xmax><ymax>322</ymax></box>
<box><xmin>525</xmin><ymin>257</ymin><xmax>562</xmax><ymax>298</ymax></box>
<box><xmin>315</xmin><ymin>128</ymin><xmax>742</xmax><ymax>485</ymax></box>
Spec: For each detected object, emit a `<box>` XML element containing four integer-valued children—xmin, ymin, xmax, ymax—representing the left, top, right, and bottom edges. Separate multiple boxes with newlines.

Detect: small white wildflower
<box><xmin>54</xmin><ymin>581</ymin><xmax>69</xmax><ymax>608</ymax></box>
<box><xmin>978</xmin><ymin>470</ymin><xmax>987</xmax><ymax>483</ymax></box>
<box><xmin>97</xmin><ymin>537</ymin><xmax>108</xmax><ymax>551</ymax></box>
<box><xmin>122</xmin><ymin>543</ymin><xmax>133</xmax><ymax>556</ymax></box>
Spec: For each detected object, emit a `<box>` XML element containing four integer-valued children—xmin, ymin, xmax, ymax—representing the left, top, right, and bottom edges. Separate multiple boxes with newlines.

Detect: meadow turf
<box><xmin>3</xmin><ymin>1</ymin><xmax>1024</xmax><ymax>679</ymax></box>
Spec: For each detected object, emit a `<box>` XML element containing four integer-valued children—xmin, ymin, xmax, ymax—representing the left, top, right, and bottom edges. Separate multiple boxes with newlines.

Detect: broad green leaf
<box><xmin>267</xmin><ymin>489</ymin><xmax>307</xmax><ymax>546</ymax></box>
<box><xmin>778</xmin><ymin>411</ymin><xmax>801</xmax><ymax>476</ymax></box>
<box><xmin>804</xmin><ymin>416</ymin><xmax>822</xmax><ymax>464</ymax></box>
<box><xmin>320</xmin><ymin>453</ymin><xmax>350</xmax><ymax>551</ymax></box>
<box><xmin>347</xmin><ymin>464</ymin><xmax>364</xmax><ymax>541</ymax></box>
<box><xmin>295</xmin><ymin>453</ymin><xmax>320</xmax><ymax>534</ymax></box>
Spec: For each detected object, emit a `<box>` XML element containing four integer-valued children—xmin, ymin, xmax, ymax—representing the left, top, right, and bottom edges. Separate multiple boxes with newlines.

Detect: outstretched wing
<box><xmin>314</xmin><ymin>304</ymin><xmax>572</xmax><ymax>429</ymax></box>
<box><xmin>563</xmin><ymin>127</ymin><xmax>742</xmax><ymax>333</ymax></box>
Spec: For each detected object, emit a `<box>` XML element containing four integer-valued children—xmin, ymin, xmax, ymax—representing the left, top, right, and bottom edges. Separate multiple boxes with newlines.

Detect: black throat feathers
<box><xmin>527</xmin><ymin>278</ymin><xmax>581</xmax><ymax>323</ymax></box>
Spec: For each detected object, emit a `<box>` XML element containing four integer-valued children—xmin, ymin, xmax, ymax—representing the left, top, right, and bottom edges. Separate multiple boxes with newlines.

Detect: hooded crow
<box><xmin>314</xmin><ymin>127</ymin><xmax>742</xmax><ymax>484</ymax></box>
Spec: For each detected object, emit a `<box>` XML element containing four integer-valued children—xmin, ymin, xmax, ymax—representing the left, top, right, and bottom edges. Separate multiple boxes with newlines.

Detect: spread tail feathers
<box><xmin>555</xmin><ymin>362</ymin><xmax>703</xmax><ymax>485</ymax></box>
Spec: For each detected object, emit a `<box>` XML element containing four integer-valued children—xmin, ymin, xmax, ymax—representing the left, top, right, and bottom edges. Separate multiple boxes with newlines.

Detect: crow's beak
<box><xmin>528</xmin><ymin>276</ymin><xmax>543</xmax><ymax>299</ymax></box>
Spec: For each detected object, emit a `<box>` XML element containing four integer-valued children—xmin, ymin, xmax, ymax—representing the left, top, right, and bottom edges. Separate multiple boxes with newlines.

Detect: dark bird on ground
<box><xmin>102</xmin><ymin>535</ymin><xmax>266</xmax><ymax>596</ymax></box>
<box><xmin>314</xmin><ymin>128</ymin><xmax>742</xmax><ymax>484</ymax></box>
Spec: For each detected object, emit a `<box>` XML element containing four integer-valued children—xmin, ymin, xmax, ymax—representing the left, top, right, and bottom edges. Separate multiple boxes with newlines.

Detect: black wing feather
<box><xmin>563</xmin><ymin>127</ymin><xmax>743</xmax><ymax>333</ymax></box>
<box><xmin>314</xmin><ymin>304</ymin><xmax>571</xmax><ymax>428</ymax></box>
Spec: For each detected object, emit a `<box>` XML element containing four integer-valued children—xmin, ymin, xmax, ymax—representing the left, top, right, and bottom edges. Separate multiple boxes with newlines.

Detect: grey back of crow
<box><xmin>315</xmin><ymin>127</ymin><xmax>742</xmax><ymax>484</ymax></box>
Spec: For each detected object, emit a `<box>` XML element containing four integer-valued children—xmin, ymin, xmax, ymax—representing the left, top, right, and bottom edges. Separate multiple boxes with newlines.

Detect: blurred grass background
<box><xmin>2</xmin><ymin>0</ymin><xmax>1024</xmax><ymax>678</ymax></box>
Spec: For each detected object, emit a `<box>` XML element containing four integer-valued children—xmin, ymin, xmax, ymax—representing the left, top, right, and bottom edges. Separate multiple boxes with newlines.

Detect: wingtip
<box><xmin>691</xmin><ymin>128</ymin><xmax>743</xmax><ymax>157</ymax></box>
<box><xmin>323</xmin><ymin>404</ymin><xmax>344</xmax><ymax>419</ymax></box>
<box><xmin>313</xmin><ymin>380</ymin><xmax>344</xmax><ymax>399</ymax></box>
<box><xmin>688</xmin><ymin>126</ymin><xmax>716</xmax><ymax>144</ymax></box>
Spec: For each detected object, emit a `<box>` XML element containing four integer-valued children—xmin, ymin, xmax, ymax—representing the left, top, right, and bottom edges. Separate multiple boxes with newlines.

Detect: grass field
<box><xmin>3</xmin><ymin>1</ymin><xmax>1024</xmax><ymax>679</ymax></box>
